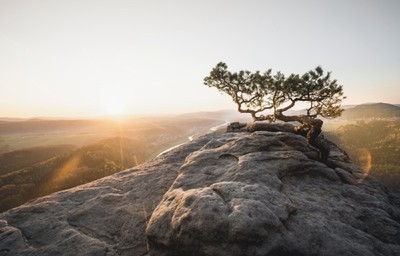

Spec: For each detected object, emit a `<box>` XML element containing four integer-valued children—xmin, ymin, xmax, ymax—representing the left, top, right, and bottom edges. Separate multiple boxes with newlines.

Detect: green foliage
<box><xmin>204</xmin><ymin>62</ymin><xmax>345</xmax><ymax>121</ymax></box>
<box><xmin>333</xmin><ymin>120</ymin><xmax>400</xmax><ymax>158</ymax></box>
<box><xmin>327</xmin><ymin>119</ymin><xmax>400</xmax><ymax>190</ymax></box>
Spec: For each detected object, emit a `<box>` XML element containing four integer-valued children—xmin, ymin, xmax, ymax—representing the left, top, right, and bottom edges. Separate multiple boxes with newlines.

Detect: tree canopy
<box><xmin>204</xmin><ymin>62</ymin><xmax>345</xmax><ymax>122</ymax></box>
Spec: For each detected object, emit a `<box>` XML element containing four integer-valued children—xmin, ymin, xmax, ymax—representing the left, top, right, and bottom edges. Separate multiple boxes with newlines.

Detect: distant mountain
<box><xmin>341</xmin><ymin>104</ymin><xmax>358</xmax><ymax>109</ymax></box>
<box><xmin>175</xmin><ymin>109</ymin><xmax>250</xmax><ymax>122</ymax></box>
<box><xmin>0</xmin><ymin>119</ymin><xmax>110</xmax><ymax>135</ymax></box>
<box><xmin>0</xmin><ymin>117</ymin><xmax>27</xmax><ymax>122</ymax></box>
<box><xmin>341</xmin><ymin>102</ymin><xmax>400</xmax><ymax>119</ymax></box>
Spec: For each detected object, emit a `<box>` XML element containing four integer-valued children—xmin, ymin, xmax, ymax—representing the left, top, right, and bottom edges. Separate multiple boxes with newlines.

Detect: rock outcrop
<box><xmin>1</xmin><ymin>126</ymin><xmax>400</xmax><ymax>256</ymax></box>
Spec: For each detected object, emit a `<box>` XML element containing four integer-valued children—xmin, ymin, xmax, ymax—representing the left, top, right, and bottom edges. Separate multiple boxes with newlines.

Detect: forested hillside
<box><xmin>0</xmin><ymin>145</ymin><xmax>75</xmax><ymax>176</ymax></box>
<box><xmin>0</xmin><ymin>137</ymin><xmax>150</xmax><ymax>212</ymax></box>
<box><xmin>327</xmin><ymin>119</ymin><xmax>400</xmax><ymax>190</ymax></box>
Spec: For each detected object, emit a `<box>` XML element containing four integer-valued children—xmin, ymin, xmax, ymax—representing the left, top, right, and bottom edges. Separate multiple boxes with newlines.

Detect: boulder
<box><xmin>146</xmin><ymin>131</ymin><xmax>400</xmax><ymax>256</ymax></box>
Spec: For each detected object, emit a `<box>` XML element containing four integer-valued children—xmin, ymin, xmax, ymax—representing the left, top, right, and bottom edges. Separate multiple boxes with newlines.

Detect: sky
<box><xmin>0</xmin><ymin>0</ymin><xmax>399</xmax><ymax>118</ymax></box>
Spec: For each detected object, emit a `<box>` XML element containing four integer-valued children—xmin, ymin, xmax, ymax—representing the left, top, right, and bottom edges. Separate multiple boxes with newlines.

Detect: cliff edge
<box><xmin>1</xmin><ymin>126</ymin><xmax>400</xmax><ymax>256</ymax></box>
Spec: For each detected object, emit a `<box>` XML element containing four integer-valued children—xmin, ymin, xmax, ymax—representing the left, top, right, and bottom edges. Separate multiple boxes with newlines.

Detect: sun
<box><xmin>104</xmin><ymin>98</ymin><xmax>126</xmax><ymax>116</ymax></box>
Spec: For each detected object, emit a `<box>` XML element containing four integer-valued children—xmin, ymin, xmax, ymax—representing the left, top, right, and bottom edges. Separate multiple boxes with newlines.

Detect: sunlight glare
<box><xmin>40</xmin><ymin>154</ymin><xmax>81</xmax><ymax>195</ymax></box>
<box><xmin>105</xmin><ymin>98</ymin><xmax>126</xmax><ymax>116</ymax></box>
<box><xmin>358</xmin><ymin>148</ymin><xmax>372</xmax><ymax>182</ymax></box>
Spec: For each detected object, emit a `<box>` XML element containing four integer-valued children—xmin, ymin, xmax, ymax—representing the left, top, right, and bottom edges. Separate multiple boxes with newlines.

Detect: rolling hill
<box><xmin>342</xmin><ymin>102</ymin><xmax>400</xmax><ymax>119</ymax></box>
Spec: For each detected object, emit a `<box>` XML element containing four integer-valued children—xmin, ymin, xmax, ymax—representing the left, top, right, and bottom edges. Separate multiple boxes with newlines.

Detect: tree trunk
<box><xmin>273</xmin><ymin>114</ymin><xmax>330</xmax><ymax>162</ymax></box>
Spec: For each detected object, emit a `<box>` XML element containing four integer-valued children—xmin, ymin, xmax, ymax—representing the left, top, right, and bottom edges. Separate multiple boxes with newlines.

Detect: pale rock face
<box><xmin>1</xmin><ymin>130</ymin><xmax>399</xmax><ymax>256</ymax></box>
<box><xmin>147</xmin><ymin>131</ymin><xmax>400</xmax><ymax>256</ymax></box>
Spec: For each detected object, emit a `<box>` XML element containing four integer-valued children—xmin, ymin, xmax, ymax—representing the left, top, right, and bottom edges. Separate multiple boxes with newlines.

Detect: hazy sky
<box><xmin>1</xmin><ymin>0</ymin><xmax>399</xmax><ymax>117</ymax></box>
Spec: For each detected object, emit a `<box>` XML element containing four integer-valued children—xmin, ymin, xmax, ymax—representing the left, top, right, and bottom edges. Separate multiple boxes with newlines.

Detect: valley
<box><xmin>0</xmin><ymin>112</ymin><xmax>237</xmax><ymax>212</ymax></box>
<box><xmin>1</xmin><ymin>104</ymin><xmax>399</xmax><ymax>212</ymax></box>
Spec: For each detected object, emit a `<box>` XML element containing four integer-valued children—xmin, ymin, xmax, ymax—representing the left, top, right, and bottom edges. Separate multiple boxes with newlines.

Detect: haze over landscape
<box><xmin>1</xmin><ymin>0</ymin><xmax>399</xmax><ymax>118</ymax></box>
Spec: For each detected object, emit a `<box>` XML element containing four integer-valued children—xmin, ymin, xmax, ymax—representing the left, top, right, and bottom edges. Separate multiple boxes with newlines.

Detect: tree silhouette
<box><xmin>204</xmin><ymin>62</ymin><xmax>346</xmax><ymax>162</ymax></box>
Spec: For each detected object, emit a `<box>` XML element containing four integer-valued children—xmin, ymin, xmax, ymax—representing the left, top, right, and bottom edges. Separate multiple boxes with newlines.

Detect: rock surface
<box><xmin>1</xmin><ymin>128</ymin><xmax>400</xmax><ymax>256</ymax></box>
